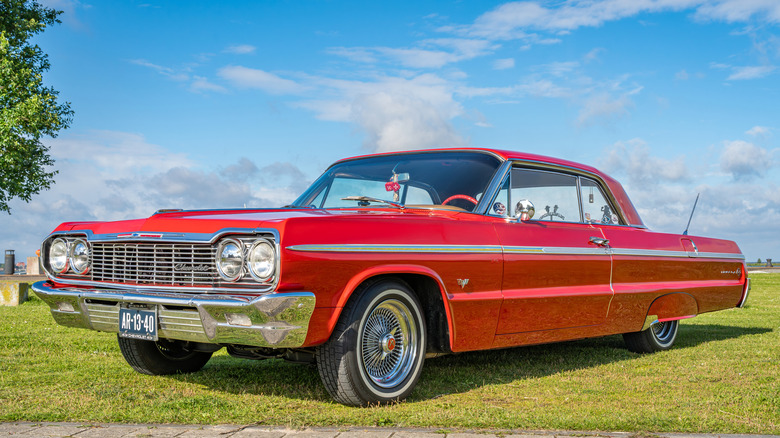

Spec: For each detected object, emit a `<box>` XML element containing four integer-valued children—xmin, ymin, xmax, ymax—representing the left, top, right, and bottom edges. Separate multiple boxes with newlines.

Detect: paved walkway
<box><xmin>0</xmin><ymin>423</ymin><xmax>776</xmax><ymax>438</ymax></box>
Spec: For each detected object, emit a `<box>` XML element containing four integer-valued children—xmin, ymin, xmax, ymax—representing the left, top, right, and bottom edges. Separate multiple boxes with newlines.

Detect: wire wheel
<box><xmin>651</xmin><ymin>320</ymin><xmax>678</xmax><ymax>347</ymax></box>
<box><xmin>360</xmin><ymin>299</ymin><xmax>418</xmax><ymax>389</ymax></box>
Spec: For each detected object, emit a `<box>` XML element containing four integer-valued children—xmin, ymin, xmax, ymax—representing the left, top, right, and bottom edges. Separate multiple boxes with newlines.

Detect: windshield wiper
<box><xmin>341</xmin><ymin>196</ymin><xmax>403</xmax><ymax>208</ymax></box>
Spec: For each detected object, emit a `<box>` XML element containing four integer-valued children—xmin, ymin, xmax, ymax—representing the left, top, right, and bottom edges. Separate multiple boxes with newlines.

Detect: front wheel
<box><xmin>316</xmin><ymin>279</ymin><xmax>427</xmax><ymax>406</ymax></box>
<box><xmin>117</xmin><ymin>336</ymin><xmax>213</xmax><ymax>375</ymax></box>
<box><xmin>623</xmin><ymin>320</ymin><xmax>679</xmax><ymax>353</ymax></box>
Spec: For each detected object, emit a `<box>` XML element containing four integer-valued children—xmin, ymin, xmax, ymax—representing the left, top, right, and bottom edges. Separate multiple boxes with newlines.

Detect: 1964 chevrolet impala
<box><xmin>32</xmin><ymin>148</ymin><xmax>750</xmax><ymax>406</ymax></box>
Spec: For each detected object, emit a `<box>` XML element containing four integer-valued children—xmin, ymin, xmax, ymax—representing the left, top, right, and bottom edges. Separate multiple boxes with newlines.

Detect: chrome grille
<box><xmin>90</xmin><ymin>243</ymin><xmax>217</xmax><ymax>287</ymax></box>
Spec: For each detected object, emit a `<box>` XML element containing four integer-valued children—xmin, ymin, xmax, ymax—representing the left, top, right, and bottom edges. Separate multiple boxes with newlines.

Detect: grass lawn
<box><xmin>0</xmin><ymin>274</ymin><xmax>777</xmax><ymax>434</ymax></box>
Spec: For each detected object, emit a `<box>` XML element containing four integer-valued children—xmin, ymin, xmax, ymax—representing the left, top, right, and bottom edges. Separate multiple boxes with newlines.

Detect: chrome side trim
<box><xmin>286</xmin><ymin>243</ymin><xmax>744</xmax><ymax>260</ymax></box>
<box><xmin>611</xmin><ymin>248</ymin><xmax>745</xmax><ymax>260</ymax></box>
<box><xmin>31</xmin><ymin>281</ymin><xmax>315</xmax><ymax>348</ymax></box>
<box><xmin>286</xmin><ymin>244</ymin><xmax>504</xmax><ymax>254</ymax></box>
<box><xmin>610</xmin><ymin>248</ymin><xmax>689</xmax><ymax>258</ymax></box>
<box><xmin>503</xmin><ymin>246</ymin><xmax>609</xmax><ymax>256</ymax></box>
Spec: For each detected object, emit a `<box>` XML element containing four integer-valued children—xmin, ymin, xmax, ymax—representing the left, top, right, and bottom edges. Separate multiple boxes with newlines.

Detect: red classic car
<box><xmin>32</xmin><ymin>148</ymin><xmax>750</xmax><ymax>406</ymax></box>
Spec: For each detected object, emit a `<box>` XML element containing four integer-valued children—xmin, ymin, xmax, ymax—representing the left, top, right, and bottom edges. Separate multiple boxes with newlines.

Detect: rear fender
<box><xmin>641</xmin><ymin>292</ymin><xmax>699</xmax><ymax>331</ymax></box>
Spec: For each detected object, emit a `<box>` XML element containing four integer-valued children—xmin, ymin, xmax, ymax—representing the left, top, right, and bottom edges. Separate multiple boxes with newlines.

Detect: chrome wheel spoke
<box><xmin>360</xmin><ymin>298</ymin><xmax>418</xmax><ymax>388</ymax></box>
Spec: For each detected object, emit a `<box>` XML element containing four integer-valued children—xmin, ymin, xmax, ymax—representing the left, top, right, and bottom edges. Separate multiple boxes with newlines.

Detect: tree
<box><xmin>0</xmin><ymin>0</ymin><xmax>72</xmax><ymax>213</ymax></box>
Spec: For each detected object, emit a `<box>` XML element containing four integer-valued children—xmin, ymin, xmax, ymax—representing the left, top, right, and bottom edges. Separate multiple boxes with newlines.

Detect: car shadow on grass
<box><xmin>166</xmin><ymin>323</ymin><xmax>770</xmax><ymax>404</ymax></box>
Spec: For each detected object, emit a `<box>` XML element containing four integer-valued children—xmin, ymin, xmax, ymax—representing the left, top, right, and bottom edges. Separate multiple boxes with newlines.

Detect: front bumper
<box><xmin>31</xmin><ymin>281</ymin><xmax>316</xmax><ymax>348</ymax></box>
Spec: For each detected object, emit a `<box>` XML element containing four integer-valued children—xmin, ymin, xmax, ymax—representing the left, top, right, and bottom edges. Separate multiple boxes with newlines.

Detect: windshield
<box><xmin>291</xmin><ymin>151</ymin><xmax>502</xmax><ymax>212</ymax></box>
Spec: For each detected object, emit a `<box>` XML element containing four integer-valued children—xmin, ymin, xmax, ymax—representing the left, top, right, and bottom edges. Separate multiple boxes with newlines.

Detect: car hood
<box><xmin>54</xmin><ymin>207</ymin><xmax>466</xmax><ymax>237</ymax></box>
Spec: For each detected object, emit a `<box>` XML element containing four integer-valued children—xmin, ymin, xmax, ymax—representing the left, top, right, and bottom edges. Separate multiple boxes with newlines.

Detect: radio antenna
<box><xmin>683</xmin><ymin>193</ymin><xmax>700</xmax><ymax>236</ymax></box>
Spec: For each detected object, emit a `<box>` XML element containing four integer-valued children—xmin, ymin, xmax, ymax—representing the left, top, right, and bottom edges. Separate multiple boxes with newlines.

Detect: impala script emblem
<box><xmin>174</xmin><ymin>263</ymin><xmax>211</xmax><ymax>272</ymax></box>
<box><xmin>720</xmin><ymin>268</ymin><xmax>741</xmax><ymax>276</ymax></box>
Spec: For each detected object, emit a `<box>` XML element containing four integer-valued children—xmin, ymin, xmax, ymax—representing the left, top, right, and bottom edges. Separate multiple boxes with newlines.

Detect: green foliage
<box><xmin>757</xmin><ymin>258</ymin><xmax>762</xmax><ymax>264</ymax></box>
<box><xmin>0</xmin><ymin>0</ymin><xmax>72</xmax><ymax>213</ymax></box>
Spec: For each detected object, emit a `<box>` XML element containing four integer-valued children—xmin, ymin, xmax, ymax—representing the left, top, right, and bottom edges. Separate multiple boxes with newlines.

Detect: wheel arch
<box><xmin>640</xmin><ymin>292</ymin><xmax>699</xmax><ymax>331</ymax></box>
<box><xmin>327</xmin><ymin>265</ymin><xmax>454</xmax><ymax>354</ymax></box>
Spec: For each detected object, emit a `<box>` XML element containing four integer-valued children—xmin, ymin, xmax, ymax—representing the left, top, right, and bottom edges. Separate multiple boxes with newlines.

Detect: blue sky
<box><xmin>3</xmin><ymin>0</ymin><xmax>779</xmax><ymax>262</ymax></box>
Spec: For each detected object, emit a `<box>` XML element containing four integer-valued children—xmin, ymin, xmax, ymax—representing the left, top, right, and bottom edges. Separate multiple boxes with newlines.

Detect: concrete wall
<box><xmin>0</xmin><ymin>281</ymin><xmax>29</xmax><ymax>306</ymax></box>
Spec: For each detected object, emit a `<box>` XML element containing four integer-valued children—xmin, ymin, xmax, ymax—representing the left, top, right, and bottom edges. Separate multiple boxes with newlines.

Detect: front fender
<box><xmin>318</xmin><ymin>264</ymin><xmax>454</xmax><ymax>348</ymax></box>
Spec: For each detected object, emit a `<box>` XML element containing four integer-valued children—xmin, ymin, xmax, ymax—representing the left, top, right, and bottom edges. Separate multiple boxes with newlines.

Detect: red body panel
<box><xmin>40</xmin><ymin>148</ymin><xmax>748</xmax><ymax>354</ymax></box>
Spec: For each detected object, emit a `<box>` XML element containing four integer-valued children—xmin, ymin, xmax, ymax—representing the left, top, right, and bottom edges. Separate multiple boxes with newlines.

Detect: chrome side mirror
<box><xmin>514</xmin><ymin>199</ymin><xmax>535</xmax><ymax>221</ymax></box>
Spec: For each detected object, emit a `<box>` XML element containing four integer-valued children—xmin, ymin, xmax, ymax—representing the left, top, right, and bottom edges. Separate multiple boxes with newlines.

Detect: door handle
<box><xmin>589</xmin><ymin>236</ymin><xmax>610</xmax><ymax>247</ymax></box>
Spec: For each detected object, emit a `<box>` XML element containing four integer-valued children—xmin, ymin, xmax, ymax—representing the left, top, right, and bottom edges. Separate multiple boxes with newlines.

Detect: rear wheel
<box><xmin>623</xmin><ymin>320</ymin><xmax>679</xmax><ymax>353</ymax></box>
<box><xmin>117</xmin><ymin>336</ymin><xmax>212</xmax><ymax>375</ymax></box>
<box><xmin>316</xmin><ymin>279</ymin><xmax>426</xmax><ymax>406</ymax></box>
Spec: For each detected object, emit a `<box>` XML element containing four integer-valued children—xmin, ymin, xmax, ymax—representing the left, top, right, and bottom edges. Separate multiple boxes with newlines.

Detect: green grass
<box><xmin>1</xmin><ymin>275</ymin><xmax>778</xmax><ymax>434</ymax></box>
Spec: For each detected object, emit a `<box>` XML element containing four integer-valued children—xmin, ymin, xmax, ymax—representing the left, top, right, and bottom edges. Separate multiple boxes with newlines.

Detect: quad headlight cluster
<box><xmin>48</xmin><ymin>237</ymin><xmax>90</xmax><ymax>275</ymax></box>
<box><xmin>44</xmin><ymin>234</ymin><xmax>277</xmax><ymax>285</ymax></box>
<box><xmin>215</xmin><ymin>238</ymin><xmax>276</xmax><ymax>283</ymax></box>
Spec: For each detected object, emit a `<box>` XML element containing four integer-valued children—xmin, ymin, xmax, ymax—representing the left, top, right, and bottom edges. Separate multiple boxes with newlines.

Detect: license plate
<box><xmin>119</xmin><ymin>306</ymin><xmax>158</xmax><ymax>341</ymax></box>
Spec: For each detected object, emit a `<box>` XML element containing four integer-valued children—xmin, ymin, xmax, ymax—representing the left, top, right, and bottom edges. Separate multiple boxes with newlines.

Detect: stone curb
<box><xmin>0</xmin><ymin>423</ymin><xmax>777</xmax><ymax>438</ymax></box>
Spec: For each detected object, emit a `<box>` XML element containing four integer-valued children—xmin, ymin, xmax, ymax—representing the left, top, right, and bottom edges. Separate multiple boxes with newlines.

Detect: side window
<box><xmin>580</xmin><ymin>178</ymin><xmax>620</xmax><ymax>225</ymax></box>
<box><xmin>488</xmin><ymin>173</ymin><xmax>510</xmax><ymax>217</ymax></box>
<box><xmin>510</xmin><ymin>168</ymin><xmax>579</xmax><ymax>222</ymax></box>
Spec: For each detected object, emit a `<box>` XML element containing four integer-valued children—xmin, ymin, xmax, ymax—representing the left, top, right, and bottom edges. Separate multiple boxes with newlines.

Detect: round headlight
<box><xmin>216</xmin><ymin>239</ymin><xmax>244</xmax><ymax>282</ymax></box>
<box><xmin>248</xmin><ymin>240</ymin><xmax>275</xmax><ymax>281</ymax></box>
<box><xmin>49</xmin><ymin>238</ymin><xmax>69</xmax><ymax>274</ymax></box>
<box><xmin>69</xmin><ymin>239</ymin><xmax>90</xmax><ymax>274</ymax></box>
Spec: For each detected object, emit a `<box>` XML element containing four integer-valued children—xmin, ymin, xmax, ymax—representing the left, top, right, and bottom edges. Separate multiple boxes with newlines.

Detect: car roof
<box><xmin>335</xmin><ymin>147</ymin><xmax>599</xmax><ymax>174</ymax></box>
<box><xmin>334</xmin><ymin>148</ymin><xmax>645</xmax><ymax>227</ymax></box>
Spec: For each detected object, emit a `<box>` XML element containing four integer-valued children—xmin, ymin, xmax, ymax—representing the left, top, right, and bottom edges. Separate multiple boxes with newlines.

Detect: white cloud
<box><xmin>130</xmin><ymin>59</ymin><xmax>189</xmax><ymax>82</ymax></box>
<box><xmin>536</xmin><ymin>61</ymin><xmax>580</xmax><ymax>77</ymax></box>
<box><xmin>351</xmin><ymin>92</ymin><xmax>467</xmax><ymax>152</ymax></box>
<box><xmin>464</xmin><ymin>0</ymin><xmax>701</xmax><ymax>38</ymax></box>
<box><xmin>493</xmin><ymin>58</ymin><xmax>515</xmax><ymax>70</ymax></box>
<box><xmin>39</xmin><ymin>0</ymin><xmax>87</xmax><ymax>30</ymax></box>
<box><xmin>190</xmin><ymin>76</ymin><xmax>228</xmax><ymax>93</ymax></box>
<box><xmin>518</xmin><ymin>79</ymin><xmax>572</xmax><ymax>98</ymax></box>
<box><xmin>694</xmin><ymin>0</ymin><xmax>780</xmax><ymax>24</ymax></box>
<box><xmin>601</xmin><ymin>138</ymin><xmax>689</xmax><ymax>187</ymax></box>
<box><xmin>746</xmin><ymin>126</ymin><xmax>771</xmax><ymax>137</ymax></box>
<box><xmin>296</xmin><ymin>74</ymin><xmax>466</xmax><ymax>152</ymax></box>
<box><xmin>720</xmin><ymin>140</ymin><xmax>773</xmax><ymax>179</ymax></box>
<box><xmin>327</xmin><ymin>38</ymin><xmax>495</xmax><ymax>69</ymax></box>
<box><xmin>599</xmin><ymin>139</ymin><xmax>780</xmax><ymax>260</ymax></box>
<box><xmin>0</xmin><ymin>131</ymin><xmax>310</xmax><ymax>261</ymax></box>
<box><xmin>583</xmin><ymin>48</ymin><xmax>605</xmax><ymax>63</ymax></box>
<box><xmin>576</xmin><ymin>92</ymin><xmax>633</xmax><ymax>126</ymax></box>
<box><xmin>224</xmin><ymin>44</ymin><xmax>257</xmax><ymax>55</ymax></box>
<box><xmin>374</xmin><ymin>47</ymin><xmax>462</xmax><ymax>69</ymax></box>
<box><xmin>675</xmin><ymin>69</ymin><xmax>690</xmax><ymax>80</ymax></box>
<box><xmin>326</xmin><ymin>47</ymin><xmax>379</xmax><ymax>64</ymax></box>
<box><xmin>726</xmin><ymin>65</ymin><xmax>776</xmax><ymax>80</ymax></box>
<box><xmin>447</xmin><ymin>0</ymin><xmax>780</xmax><ymax>52</ymax></box>
<box><xmin>218</xmin><ymin>65</ymin><xmax>306</xmax><ymax>94</ymax></box>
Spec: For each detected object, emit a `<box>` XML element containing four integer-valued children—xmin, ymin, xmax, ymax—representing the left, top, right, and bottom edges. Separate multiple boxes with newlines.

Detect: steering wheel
<box><xmin>442</xmin><ymin>194</ymin><xmax>478</xmax><ymax>206</ymax></box>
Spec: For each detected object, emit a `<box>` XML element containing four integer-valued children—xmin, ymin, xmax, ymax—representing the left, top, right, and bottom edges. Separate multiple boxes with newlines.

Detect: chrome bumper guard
<box><xmin>31</xmin><ymin>281</ymin><xmax>316</xmax><ymax>348</ymax></box>
<box><xmin>737</xmin><ymin>278</ymin><xmax>751</xmax><ymax>308</ymax></box>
